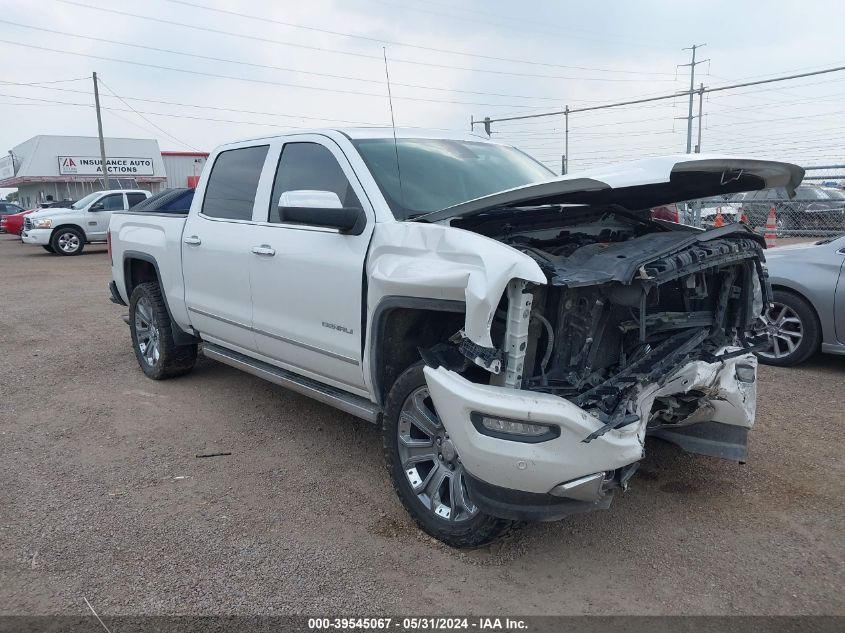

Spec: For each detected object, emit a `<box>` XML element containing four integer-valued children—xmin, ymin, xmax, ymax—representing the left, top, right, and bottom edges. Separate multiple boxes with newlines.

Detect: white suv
<box><xmin>22</xmin><ymin>189</ymin><xmax>150</xmax><ymax>255</ymax></box>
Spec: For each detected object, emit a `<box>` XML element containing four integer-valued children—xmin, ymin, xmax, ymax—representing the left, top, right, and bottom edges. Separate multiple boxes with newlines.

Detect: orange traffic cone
<box><xmin>713</xmin><ymin>211</ymin><xmax>724</xmax><ymax>228</ymax></box>
<box><xmin>764</xmin><ymin>206</ymin><xmax>777</xmax><ymax>247</ymax></box>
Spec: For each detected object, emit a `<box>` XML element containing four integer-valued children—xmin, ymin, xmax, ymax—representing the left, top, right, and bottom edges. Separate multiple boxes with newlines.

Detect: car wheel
<box><xmin>42</xmin><ymin>245</ymin><xmax>55</xmax><ymax>253</ymax></box>
<box><xmin>129</xmin><ymin>281</ymin><xmax>198</xmax><ymax>380</ymax></box>
<box><xmin>383</xmin><ymin>363</ymin><xmax>514</xmax><ymax>548</ymax></box>
<box><xmin>757</xmin><ymin>290</ymin><xmax>821</xmax><ymax>367</ymax></box>
<box><xmin>50</xmin><ymin>227</ymin><xmax>85</xmax><ymax>256</ymax></box>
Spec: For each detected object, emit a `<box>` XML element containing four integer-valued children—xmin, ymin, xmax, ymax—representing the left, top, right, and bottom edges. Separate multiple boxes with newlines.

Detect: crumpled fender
<box><xmin>366</xmin><ymin>222</ymin><xmax>546</xmax><ymax>348</ymax></box>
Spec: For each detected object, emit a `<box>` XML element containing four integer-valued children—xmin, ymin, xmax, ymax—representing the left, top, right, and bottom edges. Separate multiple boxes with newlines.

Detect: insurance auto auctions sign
<box><xmin>57</xmin><ymin>156</ymin><xmax>154</xmax><ymax>176</ymax></box>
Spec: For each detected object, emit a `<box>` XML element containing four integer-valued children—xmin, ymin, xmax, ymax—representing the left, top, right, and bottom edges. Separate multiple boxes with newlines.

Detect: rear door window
<box><xmin>99</xmin><ymin>194</ymin><xmax>126</xmax><ymax>211</ymax></box>
<box><xmin>202</xmin><ymin>145</ymin><xmax>270</xmax><ymax>220</ymax></box>
<box><xmin>126</xmin><ymin>193</ymin><xmax>147</xmax><ymax>208</ymax></box>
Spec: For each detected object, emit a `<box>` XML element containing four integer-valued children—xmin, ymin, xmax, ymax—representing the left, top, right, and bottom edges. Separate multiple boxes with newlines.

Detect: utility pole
<box><xmin>695</xmin><ymin>83</ymin><xmax>704</xmax><ymax>153</ymax></box>
<box><xmin>92</xmin><ymin>71</ymin><xmax>110</xmax><ymax>190</ymax></box>
<box><xmin>563</xmin><ymin>105</ymin><xmax>569</xmax><ymax>174</ymax></box>
<box><xmin>679</xmin><ymin>44</ymin><xmax>708</xmax><ymax>154</ymax></box>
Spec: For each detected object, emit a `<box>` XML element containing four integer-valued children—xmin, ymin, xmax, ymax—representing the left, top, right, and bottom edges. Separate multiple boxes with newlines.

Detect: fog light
<box><xmin>735</xmin><ymin>363</ymin><xmax>756</xmax><ymax>383</ymax></box>
<box><xmin>471</xmin><ymin>412</ymin><xmax>560</xmax><ymax>443</ymax></box>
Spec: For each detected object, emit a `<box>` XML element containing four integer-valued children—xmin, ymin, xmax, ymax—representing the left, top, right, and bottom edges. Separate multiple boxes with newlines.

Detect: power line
<box><xmin>369</xmin><ymin>0</ymin><xmax>674</xmax><ymax>50</ymax></box>
<box><xmin>476</xmin><ymin>64</ymin><xmax>845</xmax><ymax>127</ymax></box>
<box><xmin>0</xmin><ymin>39</ymin><xmax>556</xmax><ymax>108</ymax></box>
<box><xmin>56</xmin><ymin>1</ymin><xmax>677</xmax><ymax>83</ymax></box>
<box><xmin>0</xmin><ymin>92</ymin><xmax>316</xmax><ymax>130</ymax></box>
<box><xmin>0</xmin><ymin>79</ymin><xmax>389</xmax><ymax>125</ymax></box>
<box><xmin>0</xmin><ymin>19</ymin><xmax>597</xmax><ymax>102</ymax></box>
<box><xmin>164</xmin><ymin>0</ymin><xmax>678</xmax><ymax>75</ymax></box>
<box><xmin>96</xmin><ymin>76</ymin><xmax>201</xmax><ymax>151</ymax></box>
<box><xmin>2</xmin><ymin>75</ymin><xmax>91</xmax><ymax>86</ymax></box>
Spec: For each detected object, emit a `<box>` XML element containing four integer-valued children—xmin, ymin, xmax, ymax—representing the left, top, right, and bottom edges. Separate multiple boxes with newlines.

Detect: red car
<box><xmin>1</xmin><ymin>208</ymin><xmax>35</xmax><ymax>236</ymax></box>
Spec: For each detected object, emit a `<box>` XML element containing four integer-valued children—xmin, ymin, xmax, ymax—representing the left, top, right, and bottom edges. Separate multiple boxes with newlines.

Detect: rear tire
<box><xmin>757</xmin><ymin>290</ymin><xmax>820</xmax><ymax>367</ymax></box>
<box><xmin>129</xmin><ymin>281</ymin><xmax>198</xmax><ymax>379</ymax></box>
<box><xmin>383</xmin><ymin>363</ymin><xmax>515</xmax><ymax>548</ymax></box>
<box><xmin>50</xmin><ymin>227</ymin><xmax>85</xmax><ymax>256</ymax></box>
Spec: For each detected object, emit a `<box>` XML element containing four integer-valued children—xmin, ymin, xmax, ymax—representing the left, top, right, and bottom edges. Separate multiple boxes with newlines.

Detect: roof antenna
<box><xmin>382</xmin><ymin>47</ymin><xmax>405</xmax><ymax>209</ymax></box>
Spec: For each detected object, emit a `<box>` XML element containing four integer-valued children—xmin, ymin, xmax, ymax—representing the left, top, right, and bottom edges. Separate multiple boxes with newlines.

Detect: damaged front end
<box><xmin>423</xmin><ymin>213</ymin><xmax>769</xmax><ymax>521</ymax></box>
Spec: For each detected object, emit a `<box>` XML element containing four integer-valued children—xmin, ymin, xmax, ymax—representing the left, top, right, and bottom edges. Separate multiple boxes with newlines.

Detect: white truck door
<box><xmin>248</xmin><ymin>137</ymin><xmax>374</xmax><ymax>394</ymax></box>
<box><xmin>87</xmin><ymin>192</ymin><xmax>126</xmax><ymax>239</ymax></box>
<box><xmin>182</xmin><ymin>144</ymin><xmax>271</xmax><ymax>353</ymax></box>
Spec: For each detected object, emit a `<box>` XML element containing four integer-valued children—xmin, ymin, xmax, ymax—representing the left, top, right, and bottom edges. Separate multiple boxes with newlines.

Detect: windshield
<box><xmin>351</xmin><ymin>138</ymin><xmax>554</xmax><ymax>219</ymax></box>
<box><xmin>71</xmin><ymin>192</ymin><xmax>101</xmax><ymax>209</ymax></box>
<box><xmin>823</xmin><ymin>189</ymin><xmax>845</xmax><ymax>200</ymax></box>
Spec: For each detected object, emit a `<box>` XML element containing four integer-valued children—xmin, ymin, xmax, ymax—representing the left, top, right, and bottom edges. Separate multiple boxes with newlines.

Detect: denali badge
<box><xmin>322</xmin><ymin>321</ymin><xmax>353</xmax><ymax>335</ymax></box>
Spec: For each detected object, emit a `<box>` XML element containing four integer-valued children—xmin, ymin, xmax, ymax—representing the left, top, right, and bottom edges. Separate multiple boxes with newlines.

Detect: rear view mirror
<box><xmin>90</xmin><ymin>202</ymin><xmax>105</xmax><ymax>211</ymax></box>
<box><xmin>277</xmin><ymin>190</ymin><xmax>365</xmax><ymax>234</ymax></box>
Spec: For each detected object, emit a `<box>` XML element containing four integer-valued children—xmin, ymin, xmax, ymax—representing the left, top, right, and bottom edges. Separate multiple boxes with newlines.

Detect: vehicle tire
<box><xmin>42</xmin><ymin>244</ymin><xmax>55</xmax><ymax>253</ymax></box>
<box><xmin>757</xmin><ymin>289</ymin><xmax>821</xmax><ymax>367</ymax></box>
<box><xmin>383</xmin><ymin>363</ymin><xmax>514</xmax><ymax>548</ymax></box>
<box><xmin>129</xmin><ymin>281</ymin><xmax>198</xmax><ymax>379</ymax></box>
<box><xmin>50</xmin><ymin>227</ymin><xmax>85</xmax><ymax>256</ymax></box>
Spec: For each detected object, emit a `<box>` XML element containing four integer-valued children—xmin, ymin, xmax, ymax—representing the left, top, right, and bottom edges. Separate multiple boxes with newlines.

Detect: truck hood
<box><xmin>416</xmin><ymin>155</ymin><xmax>804</xmax><ymax>223</ymax></box>
<box><xmin>27</xmin><ymin>207</ymin><xmax>76</xmax><ymax>220</ymax></box>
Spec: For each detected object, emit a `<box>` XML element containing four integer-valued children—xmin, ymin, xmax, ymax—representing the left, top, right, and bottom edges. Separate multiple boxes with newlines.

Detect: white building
<box><xmin>0</xmin><ymin>135</ymin><xmax>207</xmax><ymax>209</ymax></box>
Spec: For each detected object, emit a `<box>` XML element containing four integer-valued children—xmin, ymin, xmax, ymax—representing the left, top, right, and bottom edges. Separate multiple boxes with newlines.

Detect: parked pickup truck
<box><xmin>108</xmin><ymin>129</ymin><xmax>802</xmax><ymax>547</ymax></box>
<box><xmin>22</xmin><ymin>189</ymin><xmax>151</xmax><ymax>255</ymax></box>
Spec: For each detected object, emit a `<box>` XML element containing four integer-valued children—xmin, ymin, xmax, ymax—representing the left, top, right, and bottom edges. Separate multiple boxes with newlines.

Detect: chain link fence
<box><xmin>674</xmin><ymin>164</ymin><xmax>845</xmax><ymax>240</ymax></box>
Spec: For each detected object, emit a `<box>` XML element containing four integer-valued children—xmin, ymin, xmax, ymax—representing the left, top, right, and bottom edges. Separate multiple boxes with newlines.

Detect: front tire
<box><xmin>42</xmin><ymin>245</ymin><xmax>55</xmax><ymax>253</ymax></box>
<box><xmin>383</xmin><ymin>363</ymin><xmax>514</xmax><ymax>548</ymax></box>
<box><xmin>757</xmin><ymin>290</ymin><xmax>821</xmax><ymax>367</ymax></box>
<box><xmin>50</xmin><ymin>227</ymin><xmax>85</xmax><ymax>256</ymax></box>
<box><xmin>129</xmin><ymin>282</ymin><xmax>198</xmax><ymax>379</ymax></box>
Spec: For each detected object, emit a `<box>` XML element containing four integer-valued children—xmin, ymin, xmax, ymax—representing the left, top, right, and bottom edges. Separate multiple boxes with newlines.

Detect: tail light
<box><xmin>107</xmin><ymin>229</ymin><xmax>112</xmax><ymax>265</ymax></box>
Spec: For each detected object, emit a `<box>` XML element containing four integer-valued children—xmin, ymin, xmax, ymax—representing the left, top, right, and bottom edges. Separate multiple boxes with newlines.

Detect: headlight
<box><xmin>471</xmin><ymin>412</ymin><xmax>560</xmax><ymax>443</ymax></box>
<box><xmin>31</xmin><ymin>218</ymin><xmax>53</xmax><ymax>229</ymax></box>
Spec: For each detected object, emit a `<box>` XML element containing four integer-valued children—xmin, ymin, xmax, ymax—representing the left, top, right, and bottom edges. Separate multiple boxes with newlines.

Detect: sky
<box><xmin>1</xmin><ymin>0</ymin><xmax>843</xmax><ymax>198</ymax></box>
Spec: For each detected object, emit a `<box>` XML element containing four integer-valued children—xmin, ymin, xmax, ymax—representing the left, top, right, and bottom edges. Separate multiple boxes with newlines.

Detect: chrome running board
<box><xmin>202</xmin><ymin>343</ymin><xmax>380</xmax><ymax>423</ymax></box>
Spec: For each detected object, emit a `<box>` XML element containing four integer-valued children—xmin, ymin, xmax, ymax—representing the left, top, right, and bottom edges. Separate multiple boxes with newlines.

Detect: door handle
<box><xmin>251</xmin><ymin>245</ymin><xmax>276</xmax><ymax>256</ymax></box>
<box><xmin>183</xmin><ymin>236</ymin><xmax>202</xmax><ymax>246</ymax></box>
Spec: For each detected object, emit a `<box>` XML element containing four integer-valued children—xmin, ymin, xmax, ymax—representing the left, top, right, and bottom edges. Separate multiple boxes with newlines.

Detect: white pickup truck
<box><xmin>108</xmin><ymin>129</ymin><xmax>802</xmax><ymax>547</ymax></box>
<box><xmin>23</xmin><ymin>189</ymin><xmax>151</xmax><ymax>255</ymax></box>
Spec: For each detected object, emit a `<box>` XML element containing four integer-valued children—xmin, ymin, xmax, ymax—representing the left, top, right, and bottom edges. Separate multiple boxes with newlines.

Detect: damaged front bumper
<box><xmin>423</xmin><ymin>349</ymin><xmax>756</xmax><ymax>521</ymax></box>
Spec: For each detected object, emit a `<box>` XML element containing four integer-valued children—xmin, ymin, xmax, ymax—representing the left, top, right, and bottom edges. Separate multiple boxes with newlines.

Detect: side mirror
<box><xmin>90</xmin><ymin>201</ymin><xmax>105</xmax><ymax>211</ymax></box>
<box><xmin>277</xmin><ymin>190</ymin><xmax>365</xmax><ymax>234</ymax></box>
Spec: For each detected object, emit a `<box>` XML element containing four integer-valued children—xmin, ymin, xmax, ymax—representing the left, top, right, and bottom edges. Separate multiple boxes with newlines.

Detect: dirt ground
<box><xmin>1</xmin><ymin>234</ymin><xmax>843</xmax><ymax>616</ymax></box>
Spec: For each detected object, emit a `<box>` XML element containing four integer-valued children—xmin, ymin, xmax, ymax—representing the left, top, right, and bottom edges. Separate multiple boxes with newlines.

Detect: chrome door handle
<box><xmin>183</xmin><ymin>236</ymin><xmax>202</xmax><ymax>246</ymax></box>
<box><xmin>251</xmin><ymin>245</ymin><xmax>275</xmax><ymax>256</ymax></box>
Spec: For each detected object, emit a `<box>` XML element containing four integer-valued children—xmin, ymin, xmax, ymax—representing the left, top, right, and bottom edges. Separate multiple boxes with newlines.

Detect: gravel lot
<box><xmin>1</xmin><ymin>234</ymin><xmax>843</xmax><ymax>616</ymax></box>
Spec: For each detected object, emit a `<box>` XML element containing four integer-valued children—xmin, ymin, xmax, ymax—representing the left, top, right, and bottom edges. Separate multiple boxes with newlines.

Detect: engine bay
<box><xmin>456</xmin><ymin>206</ymin><xmax>769</xmax><ymax>437</ymax></box>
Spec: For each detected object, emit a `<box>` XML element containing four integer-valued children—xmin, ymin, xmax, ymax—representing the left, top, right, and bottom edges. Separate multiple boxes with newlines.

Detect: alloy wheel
<box><xmin>134</xmin><ymin>296</ymin><xmax>161</xmax><ymax>366</ymax></box>
<box><xmin>758</xmin><ymin>302</ymin><xmax>803</xmax><ymax>360</ymax></box>
<box><xmin>57</xmin><ymin>231</ymin><xmax>81</xmax><ymax>254</ymax></box>
<box><xmin>397</xmin><ymin>386</ymin><xmax>477</xmax><ymax>522</ymax></box>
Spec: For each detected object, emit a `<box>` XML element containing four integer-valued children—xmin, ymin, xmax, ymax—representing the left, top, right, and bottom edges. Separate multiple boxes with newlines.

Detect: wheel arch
<box><xmin>123</xmin><ymin>251</ymin><xmax>200</xmax><ymax>345</ymax></box>
<box><xmin>50</xmin><ymin>223</ymin><xmax>86</xmax><ymax>242</ymax></box>
<box><xmin>368</xmin><ymin>296</ymin><xmax>466</xmax><ymax>406</ymax></box>
<box><xmin>769</xmin><ymin>283</ymin><xmax>823</xmax><ymax>329</ymax></box>
<box><xmin>767</xmin><ymin>283</ymin><xmax>824</xmax><ymax>358</ymax></box>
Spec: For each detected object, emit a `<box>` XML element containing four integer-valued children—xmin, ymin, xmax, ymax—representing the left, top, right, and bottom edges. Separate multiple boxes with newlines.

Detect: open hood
<box><xmin>416</xmin><ymin>155</ymin><xmax>804</xmax><ymax>223</ymax></box>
